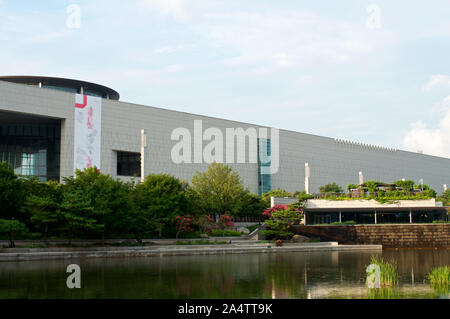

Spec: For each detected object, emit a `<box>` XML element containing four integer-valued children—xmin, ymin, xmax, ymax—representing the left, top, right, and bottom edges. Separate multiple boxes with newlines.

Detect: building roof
<box><xmin>0</xmin><ymin>75</ymin><xmax>120</xmax><ymax>100</ymax></box>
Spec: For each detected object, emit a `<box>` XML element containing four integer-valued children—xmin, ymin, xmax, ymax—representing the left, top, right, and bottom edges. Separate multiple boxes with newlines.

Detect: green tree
<box><xmin>437</xmin><ymin>190</ymin><xmax>450</xmax><ymax>206</ymax></box>
<box><xmin>347</xmin><ymin>184</ymin><xmax>358</xmax><ymax>191</ymax></box>
<box><xmin>261</xmin><ymin>204</ymin><xmax>303</xmax><ymax>239</ymax></box>
<box><xmin>58</xmin><ymin>190</ymin><xmax>97</xmax><ymax>246</ymax></box>
<box><xmin>22</xmin><ymin>181</ymin><xmax>62</xmax><ymax>244</ymax></box>
<box><xmin>63</xmin><ymin>167</ymin><xmax>132</xmax><ymax>244</ymax></box>
<box><xmin>394</xmin><ymin>180</ymin><xmax>415</xmax><ymax>192</ymax></box>
<box><xmin>364</xmin><ymin>181</ymin><xmax>381</xmax><ymax>194</ymax></box>
<box><xmin>319</xmin><ymin>182</ymin><xmax>343</xmax><ymax>194</ymax></box>
<box><xmin>0</xmin><ymin>218</ymin><xmax>28</xmax><ymax>248</ymax></box>
<box><xmin>0</xmin><ymin>162</ymin><xmax>24</xmax><ymax>220</ymax></box>
<box><xmin>190</xmin><ymin>162</ymin><xmax>248</xmax><ymax>215</ymax></box>
<box><xmin>135</xmin><ymin>174</ymin><xmax>190</xmax><ymax>237</ymax></box>
<box><xmin>237</xmin><ymin>192</ymin><xmax>267</xmax><ymax>217</ymax></box>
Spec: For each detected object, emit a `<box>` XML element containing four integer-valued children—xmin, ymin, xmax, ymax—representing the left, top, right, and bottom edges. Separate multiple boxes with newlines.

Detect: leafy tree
<box><xmin>22</xmin><ymin>181</ymin><xmax>62</xmax><ymax>244</ymax></box>
<box><xmin>261</xmin><ymin>204</ymin><xmax>303</xmax><ymax>239</ymax></box>
<box><xmin>135</xmin><ymin>174</ymin><xmax>190</xmax><ymax>237</ymax></box>
<box><xmin>58</xmin><ymin>190</ymin><xmax>97</xmax><ymax>246</ymax></box>
<box><xmin>414</xmin><ymin>183</ymin><xmax>437</xmax><ymax>197</ymax></box>
<box><xmin>190</xmin><ymin>162</ymin><xmax>248</xmax><ymax>215</ymax></box>
<box><xmin>394</xmin><ymin>180</ymin><xmax>415</xmax><ymax>192</ymax></box>
<box><xmin>437</xmin><ymin>190</ymin><xmax>450</xmax><ymax>206</ymax></box>
<box><xmin>195</xmin><ymin>215</ymin><xmax>216</xmax><ymax>234</ymax></box>
<box><xmin>63</xmin><ymin>167</ymin><xmax>132</xmax><ymax>244</ymax></box>
<box><xmin>347</xmin><ymin>184</ymin><xmax>358</xmax><ymax>191</ymax></box>
<box><xmin>0</xmin><ymin>162</ymin><xmax>24</xmax><ymax>220</ymax></box>
<box><xmin>319</xmin><ymin>182</ymin><xmax>343</xmax><ymax>194</ymax></box>
<box><xmin>0</xmin><ymin>219</ymin><xmax>28</xmax><ymax>248</ymax></box>
<box><xmin>296</xmin><ymin>191</ymin><xmax>315</xmax><ymax>202</ymax></box>
<box><xmin>237</xmin><ymin>192</ymin><xmax>267</xmax><ymax>217</ymax></box>
<box><xmin>364</xmin><ymin>181</ymin><xmax>380</xmax><ymax>194</ymax></box>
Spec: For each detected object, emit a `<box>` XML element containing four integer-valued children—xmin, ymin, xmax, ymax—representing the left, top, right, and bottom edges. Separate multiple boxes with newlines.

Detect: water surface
<box><xmin>0</xmin><ymin>249</ymin><xmax>449</xmax><ymax>298</ymax></box>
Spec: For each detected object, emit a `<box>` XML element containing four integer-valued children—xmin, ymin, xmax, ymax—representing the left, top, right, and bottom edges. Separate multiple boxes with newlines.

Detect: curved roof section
<box><xmin>0</xmin><ymin>75</ymin><xmax>120</xmax><ymax>100</ymax></box>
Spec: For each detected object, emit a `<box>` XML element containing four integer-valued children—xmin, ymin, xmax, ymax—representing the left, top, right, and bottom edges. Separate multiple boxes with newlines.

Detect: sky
<box><xmin>1</xmin><ymin>0</ymin><xmax>450</xmax><ymax>158</ymax></box>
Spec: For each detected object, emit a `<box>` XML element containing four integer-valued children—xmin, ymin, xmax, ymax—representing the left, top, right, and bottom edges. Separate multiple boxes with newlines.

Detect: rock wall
<box><xmin>292</xmin><ymin>224</ymin><xmax>450</xmax><ymax>248</ymax></box>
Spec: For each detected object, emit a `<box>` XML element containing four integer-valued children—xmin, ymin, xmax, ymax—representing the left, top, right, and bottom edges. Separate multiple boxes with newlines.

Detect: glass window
<box><xmin>0</xmin><ymin>122</ymin><xmax>61</xmax><ymax>181</ymax></box>
<box><xmin>117</xmin><ymin>151</ymin><xmax>141</xmax><ymax>177</ymax></box>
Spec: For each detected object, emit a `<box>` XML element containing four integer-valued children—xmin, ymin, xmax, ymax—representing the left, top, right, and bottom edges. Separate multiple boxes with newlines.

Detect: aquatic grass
<box><xmin>427</xmin><ymin>266</ymin><xmax>450</xmax><ymax>288</ymax></box>
<box><xmin>367</xmin><ymin>287</ymin><xmax>401</xmax><ymax>299</ymax></box>
<box><xmin>367</xmin><ymin>255</ymin><xmax>399</xmax><ymax>288</ymax></box>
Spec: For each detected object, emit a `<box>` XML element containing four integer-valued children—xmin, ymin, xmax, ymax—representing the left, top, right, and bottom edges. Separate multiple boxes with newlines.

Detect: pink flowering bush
<box><xmin>195</xmin><ymin>214</ymin><xmax>217</xmax><ymax>234</ymax></box>
<box><xmin>261</xmin><ymin>204</ymin><xmax>288</xmax><ymax>220</ymax></box>
<box><xmin>174</xmin><ymin>215</ymin><xmax>194</xmax><ymax>239</ymax></box>
<box><xmin>217</xmin><ymin>214</ymin><xmax>234</xmax><ymax>229</ymax></box>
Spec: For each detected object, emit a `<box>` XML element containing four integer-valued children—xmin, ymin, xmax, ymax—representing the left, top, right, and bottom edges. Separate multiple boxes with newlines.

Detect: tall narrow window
<box><xmin>257</xmin><ymin>138</ymin><xmax>271</xmax><ymax>196</ymax></box>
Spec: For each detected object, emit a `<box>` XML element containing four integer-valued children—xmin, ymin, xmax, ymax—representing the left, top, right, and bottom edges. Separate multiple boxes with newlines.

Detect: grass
<box><xmin>367</xmin><ymin>255</ymin><xmax>399</xmax><ymax>288</ymax></box>
<box><xmin>210</xmin><ymin>229</ymin><xmax>242</xmax><ymax>237</ymax></box>
<box><xmin>331</xmin><ymin>221</ymin><xmax>356</xmax><ymax>225</ymax></box>
<box><xmin>367</xmin><ymin>287</ymin><xmax>401</xmax><ymax>299</ymax></box>
<box><xmin>427</xmin><ymin>266</ymin><xmax>450</xmax><ymax>288</ymax></box>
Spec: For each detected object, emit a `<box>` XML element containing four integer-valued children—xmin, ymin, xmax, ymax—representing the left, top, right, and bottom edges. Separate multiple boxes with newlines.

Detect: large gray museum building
<box><xmin>1</xmin><ymin>76</ymin><xmax>449</xmax><ymax>195</ymax></box>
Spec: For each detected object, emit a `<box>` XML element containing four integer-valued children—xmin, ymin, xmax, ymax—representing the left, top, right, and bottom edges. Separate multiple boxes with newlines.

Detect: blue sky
<box><xmin>1</xmin><ymin>0</ymin><xmax>450</xmax><ymax>158</ymax></box>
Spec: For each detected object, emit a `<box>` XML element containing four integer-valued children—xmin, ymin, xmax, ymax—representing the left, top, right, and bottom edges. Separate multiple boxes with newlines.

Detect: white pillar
<box><xmin>409</xmin><ymin>209</ymin><xmax>412</xmax><ymax>224</ymax></box>
<box><xmin>444</xmin><ymin>184</ymin><xmax>448</xmax><ymax>192</ymax></box>
<box><xmin>374</xmin><ymin>210</ymin><xmax>377</xmax><ymax>224</ymax></box>
<box><xmin>305</xmin><ymin>163</ymin><xmax>310</xmax><ymax>194</ymax></box>
<box><xmin>339</xmin><ymin>211</ymin><xmax>342</xmax><ymax>223</ymax></box>
<box><xmin>270</xmin><ymin>196</ymin><xmax>275</xmax><ymax>208</ymax></box>
<box><xmin>140</xmin><ymin>129</ymin><xmax>147</xmax><ymax>183</ymax></box>
<box><xmin>359</xmin><ymin>171</ymin><xmax>364</xmax><ymax>185</ymax></box>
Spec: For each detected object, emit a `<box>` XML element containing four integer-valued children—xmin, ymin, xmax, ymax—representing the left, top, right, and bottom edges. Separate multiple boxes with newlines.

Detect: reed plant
<box><xmin>427</xmin><ymin>266</ymin><xmax>450</xmax><ymax>288</ymax></box>
<box><xmin>367</xmin><ymin>255</ymin><xmax>399</xmax><ymax>287</ymax></box>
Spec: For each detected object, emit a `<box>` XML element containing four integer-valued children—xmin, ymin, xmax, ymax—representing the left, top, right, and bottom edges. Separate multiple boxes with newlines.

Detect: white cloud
<box><xmin>423</xmin><ymin>75</ymin><xmax>450</xmax><ymax>92</ymax></box>
<box><xmin>199</xmin><ymin>10</ymin><xmax>389</xmax><ymax>76</ymax></box>
<box><xmin>403</xmin><ymin>96</ymin><xmax>450</xmax><ymax>158</ymax></box>
<box><xmin>139</xmin><ymin>0</ymin><xmax>188</xmax><ymax>20</ymax></box>
<box><xmin>154</xmin><ymin>45</ymin><xmax>184</xmax><ymax>54</ymax></box>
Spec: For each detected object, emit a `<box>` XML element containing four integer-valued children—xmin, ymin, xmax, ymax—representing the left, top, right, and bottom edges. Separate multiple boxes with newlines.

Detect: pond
<box><xmin>0</xmin><ymin>249</ymin><xmax>449</xmax><ymax>299</ymax></box>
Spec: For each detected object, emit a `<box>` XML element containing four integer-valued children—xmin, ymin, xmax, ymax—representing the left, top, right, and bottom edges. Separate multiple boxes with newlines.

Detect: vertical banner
<box><xmin>74</xmin><ymin>94</ymin><xmax>102</xmax><ymax>173</ymax></box>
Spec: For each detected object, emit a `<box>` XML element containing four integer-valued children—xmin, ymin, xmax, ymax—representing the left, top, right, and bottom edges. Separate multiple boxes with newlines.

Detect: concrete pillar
<box><xmin>444</xmin><ymin>184</ymin><xmax>448</xmax><ymax>192</ymax></box>
<box><xmin>374</xmin><ymin>210</ymin><xmax>377</xmax><ymax>224</ymax></box>
<box><xmin>339</xmin><ymin>211</ymin><xmax>342</xmax><ymax>223</ymax></box>
<box><xmin>305</xmin><ymin>163</ymin><xmax>310</xmax><ymax>194</ymax></box>
<box><xmin>359</xmin><ymin>171</ymin><xmax>364</xmax><ymax>185</ymax></box>
<box><xmin>270</xmin><ymin>196</ymin><xmax>275</xmax><ymax>208</ymax></box>
<box><xmin>409</xmin><ymin>209</ymin><xmax>412</xmax><ymax>224</ymax></box>
<box><xmin>140</xmin><ymin>129</ymin><xmax>147</xmax><ymax>183</ymax></box>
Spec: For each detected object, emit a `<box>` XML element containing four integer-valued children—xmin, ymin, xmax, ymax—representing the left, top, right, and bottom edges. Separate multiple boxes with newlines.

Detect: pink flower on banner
<box><xmin>86</xmin><ymin>156</ymin><xmax>93</xmax><ymax>168</ymax></box>
<box><xmin>87</xmin><ymin>106</ymin><xmax>94</xmax><ymax>129</ymax></box>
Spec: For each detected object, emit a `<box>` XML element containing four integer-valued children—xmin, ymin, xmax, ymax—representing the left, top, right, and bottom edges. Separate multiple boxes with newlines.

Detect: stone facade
<box><xmin>1</xmin><ymin>79</ymin><xmax>450</xmax><ymax>193</ymax></box>
<box><xmin>292</xmin><ymin>224</ymin><xmax>450</xmax><ymax>248</ymax></box>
